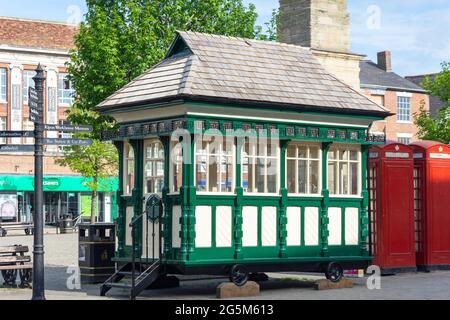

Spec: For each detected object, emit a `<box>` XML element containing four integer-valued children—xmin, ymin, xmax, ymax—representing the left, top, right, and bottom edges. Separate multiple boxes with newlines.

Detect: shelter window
<box><xmin>124</xmin><ymin>143</ymin><xmax>135</xmax><ymax>195</ymax></box>
<box><xmin>328</xmin><ymin>146</ymin><xmax>361</xmax><ymax>196</ymax></box>
<box><xmin>195</xmin><ymin>136</ymin><xmax>234</xmax><ymax>193</ymax></box>
<box><xmin>144</xmin><ymin>140</ymin><xmax>164</xmax><ymax>195</ymax></box>
<box><xmin>243</xmin><ymin>138</ymin><xmax>279</xmax><ymax>194</ymax></box>
<box><xmin>287</xmin><ymin>143</ymin><xmax>321</xmax><ymax>195</ymax></box>
<box><xmin>170</xmin><ymin>142</ymin><xmax>183</xmax><ymax>193</ymax></box>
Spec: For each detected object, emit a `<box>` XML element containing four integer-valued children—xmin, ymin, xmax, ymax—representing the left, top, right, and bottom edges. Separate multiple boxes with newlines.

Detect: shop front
<box><xmin>0</xmin><ymin>175</ymin><xmax>118</xmax><ymax>224</ymax></box>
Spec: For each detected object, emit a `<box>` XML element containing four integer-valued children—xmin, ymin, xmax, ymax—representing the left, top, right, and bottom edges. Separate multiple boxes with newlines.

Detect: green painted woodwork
<box><xmin>320</xmin><ymin>142</ymin><xmax>332</xmax><ymax>257</ymax></box>
<box><xmin>129</xmin><ymin>139</ymin><xmax>144</xmax><ymax>258</ymax></box>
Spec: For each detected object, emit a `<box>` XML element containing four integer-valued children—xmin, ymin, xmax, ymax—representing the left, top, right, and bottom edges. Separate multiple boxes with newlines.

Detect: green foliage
<box><xmin>67</xmin><ymin>0</ymin><xmax>261</xmax><ymax>119</ymax></box>
<box><xmin>255</xmin><ymin>9</ymin><xmax>279</xmax><ymax>41</ymax></box>
<box><xmin>415</xmin><ymin>62</ymin><xmax>450</xmax><ymax>144</ymax></box>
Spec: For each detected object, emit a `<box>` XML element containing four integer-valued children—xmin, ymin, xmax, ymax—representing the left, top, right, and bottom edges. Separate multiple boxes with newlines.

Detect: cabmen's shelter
<box><xmin>96</xmin><ymin>31</ymin><xmax>390</xmax><ymax>299</ymax></box>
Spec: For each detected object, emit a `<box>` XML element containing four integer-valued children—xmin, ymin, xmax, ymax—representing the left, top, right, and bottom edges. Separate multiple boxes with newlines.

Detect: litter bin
<box><xmin>79</xmin><ymin>223</ymin><xmax>116</xmax><ymax>284</ymax></box>
<box><xmin>59</xmin><ymin>215</ymin><xmax>74</xmax><ymax>234</ymax></box>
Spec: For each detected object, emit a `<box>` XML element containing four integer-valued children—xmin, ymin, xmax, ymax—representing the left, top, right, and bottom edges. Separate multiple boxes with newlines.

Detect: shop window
<box><xmin>0</xmin><ymin>117</ymin><xmax>6</xmax><ymax>144</ymax></box>
<box><xmin>124</xmin><ymin>143</ymin><xmax>135</xmax><ymax>195</ymax></box>
<box><xmin>145</xmin><ymin>140</ymin><xmax>164</xmax><ymax>194</ymax></box>
<box><xmin>243</xmin><ymin>138</ymin><xmax>279</xmax><ymax>194</ymax></box>
<box><xmin>195</xmin><ymin>136</ymin><xmax>234</xmax><ymax>193</ymax></box>
<box><xmin>287</xmin><ymin>143</ymin><xmax>321</xmax><ymax>195</ymax></box>
<box><xmin>58</xmin><ymin>73</ymin><xmax>75</xmax><ymax>105</ymax></box>
<box><xmin>170</xmin><ymin>142</ymin><xmax>183</xmax><ymax>193</ymax></box>
<box><xmin>23</xmin><ymin>70</ymin><xmax>36</xmax><ymax>104</ymax></box>
<box><xmin>328</xmin><ymin>146</ymin><xmax>361</xmax><ymax>196</ymax></box>
<box><xmin>0</xmin><ymin>68</ymin><xmax>6</xmax><ymax>102</ymax></box>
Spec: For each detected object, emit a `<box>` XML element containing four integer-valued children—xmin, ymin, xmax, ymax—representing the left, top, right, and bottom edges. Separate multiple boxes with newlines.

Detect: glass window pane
<box><xmin>196</xmin><ymin>155</ymin><xmax>207</xmax><ymax>191</ymax></box>
<box><xmin>223</xmin><ymin>156</ymin><xmax>233</xmax><ymax>192</ymax></box>
<box><xmin>287</xmin><ymin>160</ymin><xmax>296</xmax><ymax>193</ymax></box>
<box><xmin>267</xmin><ymin>158</ymin><xmax>277</xmax><ymax>193</ymax></box>
<box><xmin>298</xmin><ymin>160</ymin><xmax>307</xmax><ymax>194</ymax></box>
<box><xmin>287</xmin><ymin>145</ymin><xmax>297</xmax><ymax>158</ymax></box>
<box><xmin>340</xmin><ymin>150</ymin><xmax>349</xmax><ymax>160</ymax></box>
<box><xmin>309</xmin><ymin>147</ymin><xmax>319</xmax><ymax>159</ymax></box>
<box><xmin>208</xmin><ymin>156</ymin><xmax>219</xmax><ymax>192</ymax></box>
<box><xmin>298</xmin><ymin>146</ymin><xmax>307</xmax><ymax>158</ymax></box>
<box><xmin>340</xmin><ymin>162</ymin><xmax>349</xmax><ymax>194</ymax></box>
<box><xmin>268</xmin><ymin>141</ymin><xmax>278</xmax><ymax>157</ymax></box>
<box><xmin>350</xmin><ymin>150</ymin><xmax>358</xmax><ymax>161</ymax></box>
<box><xmin>328</xmin><ymin>162</ymin><xmax>337</xmax><ymax>194</ymax></box>
<box><xmin>255</xmin><ymin>158</ymin><xmax>265</xmax><ymax>193</ymax></box>
<box><xmin>328</xmin><ymin>150</ymin><xmax>336</xmax><ymax>160</ymax></box>
<box><xmin>309</xmin><ymin>161</ymin><xmax>319</xmax><ymax>194</ymax></box>
<box><xmin>350</xmin><ymin>163</ymin><xmax>359</xmax><ymax>195</ymax></box>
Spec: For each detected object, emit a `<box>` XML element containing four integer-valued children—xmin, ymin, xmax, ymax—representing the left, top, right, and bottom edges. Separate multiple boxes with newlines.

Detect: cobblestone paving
<box><xmin>1</xmin><ymin>232</ymin><xmax>450</xmax><ymax>300</ymax></box>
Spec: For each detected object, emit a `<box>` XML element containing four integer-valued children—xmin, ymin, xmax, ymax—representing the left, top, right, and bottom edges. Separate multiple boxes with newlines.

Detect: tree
<box><xmin>60</xmin><ymin>0</ymin><xmax>266</xmax><ymax>223</ymax></box>
<box><xmin>255</xmin><ymin>9</ymin><xmax>279</xmax><ymax>41</ymax></box>
<box><xmin>415</xmin><ymin>62</ymin><xmax>450</xmax><ymax>144</ymax></box>
<box><xmin>56</xmin><ymin>135</ymin><xmax>118</xmax><ymax>224</ymax></box>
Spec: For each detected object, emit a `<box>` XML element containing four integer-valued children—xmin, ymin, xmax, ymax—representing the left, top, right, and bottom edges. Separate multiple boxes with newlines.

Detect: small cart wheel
<box><xmin>229</xmin><ymin>265</ymin><xmax>249</xmax><ymax>287</ymax></box>
<box><xmin>2</xmin><ymin>270</ymin><xmax>18</xmax><ymax>286</ymax></box>
<box><xmin>325</xmin><ymin>262</ymin><xmax>344</xmax><ymax>283</ymax></box>
<box><xmin>1</xmin><ymin>229</ymin><xmax>7</xmax><ymax>237</ymax></box>
<box><xmin>19</xmin><ymin>269</ymin><xmax>32</xmax><ymax>288</ymax></box>
<box><xmin>25</xmin><ymin>229</ymin><xmax>31</xmax><ymax>236</ymax></box>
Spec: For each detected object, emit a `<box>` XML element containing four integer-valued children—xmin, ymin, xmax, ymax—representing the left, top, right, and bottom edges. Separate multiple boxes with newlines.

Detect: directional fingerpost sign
<box><xmin>29</xmin><ymin>87</ymin><xmax>42</xmax><ymax>123</ymax></box>
<box><xmin>0</xmin><ymin>145</ymin><xmax>35</xmax><ymax>153</ymax></box>
<box><xmin>44</xmin><ymin>124</ymin><xmax>93</xmax><ymax>133</ymax></box>
<box><xmin>0</xmin><ymin>131</ymin><xmax>34</xmax><ymax>138</ymax></box>
<box><xmin>43</xmin><ymin>138</ymin><xmax>93</xmax><ymax>146</ymax></box>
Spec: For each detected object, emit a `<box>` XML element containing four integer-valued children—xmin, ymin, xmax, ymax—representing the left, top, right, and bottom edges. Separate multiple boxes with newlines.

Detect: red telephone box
<box><xmin>369</xmin><ymin>142</ymin><xmax>416</xmax><ymax>274</ymax></box>
<box><xmin>410</xmin><ymin>141</ymin><xmax>450</xmax><ymax>271</ymax></box>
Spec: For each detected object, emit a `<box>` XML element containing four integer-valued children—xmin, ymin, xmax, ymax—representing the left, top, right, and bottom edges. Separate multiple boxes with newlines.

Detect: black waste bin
<box><xmin>60</xmin><ymin>215</ymin><xmax>74</xmax><ymax>234</ymax></box>
<box><xmin>79</xmin><ymin>223</ymin><xmax>116</xmax><ymax>284</ymax></box>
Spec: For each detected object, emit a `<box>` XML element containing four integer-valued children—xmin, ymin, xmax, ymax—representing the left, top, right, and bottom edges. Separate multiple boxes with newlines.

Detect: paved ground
<box><xmin>1</xmin><ymin>232</ymin><xmax>450</xmax><ymax>300</ymax></box>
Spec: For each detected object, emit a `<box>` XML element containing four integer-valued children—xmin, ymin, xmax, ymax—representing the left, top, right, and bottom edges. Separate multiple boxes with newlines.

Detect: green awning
<box><xmin>0</xmin><ymin>175</ymin><xmax>118</xmax><ymax>192</ymax></box>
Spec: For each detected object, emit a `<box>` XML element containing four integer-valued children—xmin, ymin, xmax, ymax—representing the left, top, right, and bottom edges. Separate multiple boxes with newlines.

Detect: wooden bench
<box><xmin>0</xmin><ymin>245</ymin><xmax>33</xmax><ymax>288</ymax></box>
<box><xmin>0</xmin><ymin>222</ymin><xmax>34</xmax><ymax>237</ymax></box>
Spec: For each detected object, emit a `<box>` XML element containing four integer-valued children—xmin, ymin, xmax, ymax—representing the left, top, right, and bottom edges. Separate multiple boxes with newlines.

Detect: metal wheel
<box><xmin>19</xmin><ymin>269</ymin><xmax>32</xmax><ymax>288</ymax></box>
<box><xmin>325</xmin><ymin>262</ymin><xmax>344</xmax><ymax>283</ymax></box>
<box><xmin>2</xmin><ymin>270</ymin><xmax>18</xmax><ymax>286</ymax></box>
<box><xmin>229</xmin><ymin>265</ymin><xmax>249</xmax><ymax>287</ymax></box>
<box><xmin>1</xmin><ymin>229</ymin><xmax>6</xmax><ymax>237</ymax></box>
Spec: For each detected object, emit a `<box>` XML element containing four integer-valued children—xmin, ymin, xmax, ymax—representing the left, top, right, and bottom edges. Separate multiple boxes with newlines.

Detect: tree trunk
<box><xmin>91</xmin><ymin>177</ymin><xmax>98</xmax><ymax>224</ymax></box>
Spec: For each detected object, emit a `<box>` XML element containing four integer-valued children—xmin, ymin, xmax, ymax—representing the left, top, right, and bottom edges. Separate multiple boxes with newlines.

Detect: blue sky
<box><xmin>0</xmin><ymin>0</ymin><xmax>448</xmax><ymax>76</ymax></box>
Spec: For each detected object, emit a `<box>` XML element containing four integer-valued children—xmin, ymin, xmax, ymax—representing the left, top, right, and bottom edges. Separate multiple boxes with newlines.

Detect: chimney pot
<box><xmin>377</xmin><ymin>51</ymin><xmax>392</xmax><ymax>72</ymax></box>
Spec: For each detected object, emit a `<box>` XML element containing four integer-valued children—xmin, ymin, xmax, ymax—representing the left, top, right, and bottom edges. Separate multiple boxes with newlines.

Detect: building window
<box><xmin>328</xmin><ymin>146</ymin><xmax>361</xmax><ymax>196</ymax></box>
<box><xmin>145</xmin><ymin>140</ymin><xmax>164</xmax><ymax>195</ymax></box>
<box><xmin>23</xmin><ymin>118</ymin><xmax>34</xmax><ymax>145</ymax></box>
<box><xmin>243</xmin><ymin>138</ymin><xmax>279</xmax><ymax>194</ymax></box>
<box><xmin>23</xmin><ymin>71</ymin><xmax>36</xmax><ymax>104</ymax></box>
<box><xmin>58</xmin><ymin>73</ymin><xmax>75</xmax><ymax>105</ymax></box>
<box><xmin>0</xmin><ymin>117</ymin><xmax>6</xmax><ymax>144</ymax></box>
<box><xmin>124</xmin><ymin>143</ymin><xmax>135</xmax><ymax>195</ymax></box>
<box><xmin>170</xmin><ymin>142</ymin><xmax>183</xmax><ymax>193</ymax></box>
<box><xmin>287</xmin><ymin>143</ymin><xmax>321</xmax><ymax>195</ymax></box>
<box><xmin>397</xmin><ymin>96</ymin><xmax>411</xmax><ymax>122</ymax></box>
<box><xmin>0</xmin><ymin>68</ymin><xmax>6</xmax><ymax>102</ymax></box>
<box><xmin>398</xmin><ymin>137</ymin><xmax>411</xmax><ymax>145</ymax></box>
<box><xmin>195</xmin><ymin>136</ymin><xmax>234</xmax><ymax>193</ymax></box>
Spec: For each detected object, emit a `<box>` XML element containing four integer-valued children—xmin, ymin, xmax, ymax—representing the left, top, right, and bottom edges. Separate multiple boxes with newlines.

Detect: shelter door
<box><xmin>141</xmin><ymin>194</ymin><xmax>163</xmax><ymax>261</ymax></box>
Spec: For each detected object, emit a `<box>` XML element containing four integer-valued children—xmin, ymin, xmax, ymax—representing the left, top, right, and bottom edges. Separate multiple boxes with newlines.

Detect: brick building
<box><xmin>360</xmin><ymin>51</ymin><xmax>430</xmax><ymax>144</ymax></box>
<box><xmin>0</xmin><ymin>17</ymin><xmax>117</xmax><ymax>224</ymax></box>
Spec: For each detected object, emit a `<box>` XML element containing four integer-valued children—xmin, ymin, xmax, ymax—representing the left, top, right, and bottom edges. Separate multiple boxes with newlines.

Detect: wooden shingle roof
<box><xmin>97</xmin><ymin>31</ymin><xmax>390</xmax><ymax>116</ymax></box>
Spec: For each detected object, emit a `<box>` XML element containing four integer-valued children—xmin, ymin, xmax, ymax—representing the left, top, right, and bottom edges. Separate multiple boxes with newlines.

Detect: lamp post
<box><xmin>32</xmin><ymin>63</ymin><xmax>46</xmax><ymax>300</ymax></box>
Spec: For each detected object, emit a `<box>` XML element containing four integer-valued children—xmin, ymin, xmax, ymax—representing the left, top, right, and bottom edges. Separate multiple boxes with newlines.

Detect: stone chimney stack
<box><xmin>377</xmin><ymin>51</ymin><xmax>392</xmax><ymax>72</ymax></box>
<box><xmin>279</xmin><ymin>0</ymin><xmax>351</xmax><ymax>53</ymax></box>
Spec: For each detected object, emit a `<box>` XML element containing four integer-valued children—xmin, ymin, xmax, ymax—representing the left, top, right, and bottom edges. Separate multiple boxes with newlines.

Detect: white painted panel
<box><xmin>345</xmin><ymin>208</ymin><xmax>359</xmax><ymax>245</ymax></box>
<box><xmin>286</xmin><ymin>207</ymin><xmax>301</xmax><ymax>246</ymax></box>
<box><xmin>125</xmin><ymin>207</ymin><xmax>133</xmax><ymax>246</ymax></box>
<box><xmin>328</xmin><ymin>207</ymin><xmax>342</xmax><ymax>246</ymax></box>
<box><xmin>216</xmin><ymin>206</ymin><xmax>232</xmax><ymax>248</ymax></box>
<box><xmin>195</xmin><ymin>206</ymin><xmax>212</xmax><ymax>248</ymax></box>
<box><xmin>172</xmin><ymin>206</ymin><xmax>182</xmax><ymax>248</ymax></box>
<box><xmin>242</xmin><ymin>207</ymin><xmax>258</xmax><ymax>247</ymax></box>
<box><xmin>304</xmin><ymin>207</ymin><xmax>319</xmax><ymax>246</ymax></box>
<box><xmin>261</xmin><ymin>207</ymin><xmax>277</xmax><ymax>247</ymax></box>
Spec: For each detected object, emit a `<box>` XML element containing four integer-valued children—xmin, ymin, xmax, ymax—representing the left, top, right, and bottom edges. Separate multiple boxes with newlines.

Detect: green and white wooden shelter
<box><xmin>97</xmin><ymin>31</ymin><xmax>390</xmax><ymax>297</ymax></box>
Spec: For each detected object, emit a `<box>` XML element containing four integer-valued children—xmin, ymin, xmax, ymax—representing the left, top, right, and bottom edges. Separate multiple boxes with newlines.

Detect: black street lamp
<box><xmin>32</xmin><ymin>63</ymin><xmax>46</xmax><ymax>300</ymax></box>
